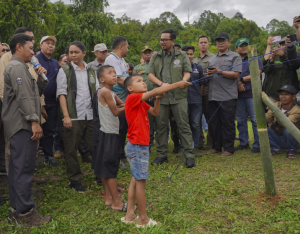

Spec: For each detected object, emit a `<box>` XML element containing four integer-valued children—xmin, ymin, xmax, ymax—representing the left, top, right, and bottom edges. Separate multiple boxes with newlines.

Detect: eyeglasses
<box><xmin>159</xmin><ymin>38</ymin><xmax>172</xmax><ymax>42</ymax></box>
<box><xmin>98</xmin><ymin>50</ymin><xmax>108</xmax><ymax>54</ymax></box>
<box><xmin>2</xmin><ymin>49</ymin><xmax>10</xmax><ymax>52</ymax></box>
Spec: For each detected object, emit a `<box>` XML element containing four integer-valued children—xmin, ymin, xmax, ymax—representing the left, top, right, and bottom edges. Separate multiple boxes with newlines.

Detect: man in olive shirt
<box><xmin>134</xmin><ymin>45</ymin><xmax>155</xmax><ymax>144</ymax></box>
<box><xmin>148</xmin><ymin>29</ymin><xmax>196</xmax><ymax>168</ymax></box>
<box><xmin>207</xmin><ymin>32</ymin><xmax>242</xmax><ymax>157</ymax></box>
<box><xmin>2</xmin><ymin>34</ymin><xmax>51</xmax><ymax>226</ymax></box>
<box><xmin>193</xmin><ymin>35</ymin><xmax>214</xmax><ymax>150</ymax></box>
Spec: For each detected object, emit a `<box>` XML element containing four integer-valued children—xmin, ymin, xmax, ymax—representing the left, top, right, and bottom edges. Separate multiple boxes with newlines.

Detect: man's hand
<box><xmin>63</xmin><ymin>116</ymin><xmax>72</xmax><ymax>129</ymax></box>
<box><xmin>177</xmin><ymin>80</ymin><xmax>192</xmax><ymax>89</ymax></box>
<box><xmin>35</xmin><ymin>65</ymin><xmax>47</xmax><ymax>76</ymax></box>
<box><xmin>31</xmin><ymin>122</ymin><xmax>43</xmax><ymax>141</ymax></box>
<box><xmin>267</xmin><ymin>37</ymin><xmax>275</xmax><ymax>46</ymax></box>
<box><xmin>238</xmin><ymin>83</ymin><xmax>246</xmax><ymax>92</ymax></box>
<box><xmin>156</xmin><ymin>93</ymin><xmax>165</xmax><ymax>99</ymax></box>
<box><xmin>118</xmin><ymin>103</ymin><xmax>124</xmax><ymax>108</ymax></box>
<box><xmin>207</xmin><ymin>66</ymin><xmax>220</xmax><ymax>75</ymax></box>
<box><xmin>285</xmin><ymin>37</ymin><xmax>292</xmax><ymax>46</ymax></box>
<box><xmin>41</xmin><ymin>106</ymin><xmax>48</xmax><ymax>119</ymax></box>
<box><xmin>273</xmin><ymin>47</ymin><xmax>285</xmax><ymax>57</ymax></box>
<box><xmin>293</xmin><ymin>16</ymin><xmax>300</xmax><ymax>28</ymax></box>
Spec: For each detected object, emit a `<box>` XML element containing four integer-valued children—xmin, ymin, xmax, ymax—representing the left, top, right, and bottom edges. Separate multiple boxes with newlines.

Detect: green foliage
<box><xmin>266</xmin><ymin>19</ymin><xmax>295</xmax><ymax>37</ymax></box>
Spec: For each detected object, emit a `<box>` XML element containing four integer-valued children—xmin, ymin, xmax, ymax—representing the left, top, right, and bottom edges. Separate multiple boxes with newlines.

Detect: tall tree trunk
<box><xmin>248</xmin><ymin>45</ymin><xmax>276</xmax><ymax>196</ymax></box>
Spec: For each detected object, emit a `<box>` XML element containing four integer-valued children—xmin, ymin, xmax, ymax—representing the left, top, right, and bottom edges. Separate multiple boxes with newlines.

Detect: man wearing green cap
<box><xmin>134</xmin><ymin>45</ymin><xmax>155</xmax><ymax>145</ymax></box>
<box><xmin>235</xmin><ymin>38</ymin><xmax>263</xmax><ymax>154</ymax></box>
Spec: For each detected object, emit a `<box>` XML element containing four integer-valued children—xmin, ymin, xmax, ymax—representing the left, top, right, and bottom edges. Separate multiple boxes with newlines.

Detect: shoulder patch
<box><xmin>16</xmin><ymin>77</ymin><xmax>23</xmax><ymax>85</ymax></box>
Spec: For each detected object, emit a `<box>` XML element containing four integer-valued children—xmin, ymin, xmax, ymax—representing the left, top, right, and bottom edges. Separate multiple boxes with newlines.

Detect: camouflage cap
<box><xmin>141</xmin><ymin>45</ymin><xmax>153</xmax><ymax>53</ymax></box>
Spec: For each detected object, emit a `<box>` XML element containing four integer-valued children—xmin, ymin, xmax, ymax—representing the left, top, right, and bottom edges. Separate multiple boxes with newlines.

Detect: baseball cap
<box><xmin>236</xmin><ymin>38</ymin><xmax>250</xmax><ymax>47</ymax></box>
<box><xmin>92</xmin><ymin>43</ymin><xmax>107</xmax><ymax>52</ymax></box>
<box><xmin>216</xmin><ymin>32</ymin><xmax>230</xmax><ymax>41</ymax></box>
<box><xmin>277</xmin><ymin>85</ymin><xmax>297</xmax><ymax>94</ymax></box>
<box><xmin>174</xmin><ymin>42</ymin><xmax>182</xmax><ymax>48</ymax></box>
<box><xmin>40</xmin><ymin>36</ymin><xmax>57</xmax><ymax>44</ymax></box>
<box><xmin>141</xmin><ymin>45</ymin><xmax>153</xmax><ymax>53</ymax></box>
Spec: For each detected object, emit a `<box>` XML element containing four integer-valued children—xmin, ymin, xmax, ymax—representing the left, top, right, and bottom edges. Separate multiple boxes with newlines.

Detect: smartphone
<box><xmin>297</xmin><ymin>16</ymin><xmax>300</xmax><ymax>23</ymax></box>
<box><xmin>288</xmin><ymin>34</ymin><xmax>297</xmax><ymax>42</ymax></box>
<box><xmin>272</xmin><ymin>36</ymin><xmax>281</xmax><ymax>42</ymax></box>
<box><xmin>207</xmin><ymin>66</ymin><xmax>214</xmax><ymax>70</ymax></box>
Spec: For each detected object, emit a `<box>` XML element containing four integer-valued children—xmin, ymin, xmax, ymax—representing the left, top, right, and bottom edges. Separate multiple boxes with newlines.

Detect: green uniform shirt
<box><xmin>148</xmin><ymin>48</ymin><xmax>192</xmax><ymax>105</ymax></box>
<box><xmin>134</xmin><ymin>62</ymin><xmax>154</xmax><ymax>91</ymax></box>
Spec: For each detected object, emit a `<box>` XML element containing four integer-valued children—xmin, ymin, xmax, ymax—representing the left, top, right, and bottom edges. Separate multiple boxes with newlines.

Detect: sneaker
<box><xmin>151</xmin><ymin>157</ymin><xmax>168</xmax><ymax>165</ymax></box>
<box><xmin>251</xmin><ymin>147</ymin><xmax>260</xmax><ymax>153</ymax></box>
<box><xmin>234</xmin><ymin>144</ymin><xmax>250</xmax><ymax>151</ymax></box>
<box><xmin>220</xmin><ymin>151</ymin><xmax>234</xmax><ymax>157</ymax></box>
<box><xmin>69</xmin><ymin>182</ymin><xmax>86</xmax><ymax>193</ymax></box>
<box><xmin>0</xmin><ymin>169</ymin><xmax>7</xmax><ymax>176</ymax></box>
<box><xmin>44</xmin><ymin>157</ymin><xmax>58</xmax><ymax>167</ymax></box>
<box><xmin>54</xmin><ymin>151</ymin><xmax>62</xmax><ymax>159</ymax></box>
<box><xmin>12</xmin><ymin>208</ymin><xmax>51</xmax><ymax>227</ymax></box>
<box><xmin>209</xmin><ymin>149</ymin><xmax>222</xmax><ymax>155</ymax></box>
<box><xmin>185</xmin><ymin>158</ymin><xmax>195</xmax><ymax>168</ymax></box>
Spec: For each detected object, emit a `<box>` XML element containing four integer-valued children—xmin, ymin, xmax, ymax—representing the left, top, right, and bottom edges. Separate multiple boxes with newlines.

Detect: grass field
<box><xmin>1</xmin><ymin>122</ymin><xmax>300</xmax><ymax>233</ymax></box>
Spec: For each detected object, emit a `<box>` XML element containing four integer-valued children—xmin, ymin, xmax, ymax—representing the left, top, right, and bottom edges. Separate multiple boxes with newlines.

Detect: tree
<box><xmin>232</xmin><ymin>12</ymin><xmax>244</xmax><ymax>21</ymax></box>
<box><xmin>0</xmin><ymin>0</ymin><xmax>56</xmax><ymax>45</ymax></box>
<box><xmin>266</xmin><ymin>19</ymin><xmax>294</xmax><ymax>37</ymax></box>
<box><xmin>70</xmin><ymin>0</ymin><xmax>109</xmax><ymax>13</ymax></box>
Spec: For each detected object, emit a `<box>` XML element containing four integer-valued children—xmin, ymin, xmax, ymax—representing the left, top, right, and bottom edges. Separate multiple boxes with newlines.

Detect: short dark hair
<box><xmin>112</xmin><ymin>36</ymin><xmax>127</xmax><ymax>50</ymax></box>
<box><xmin>124</xmin><ymin>74</ymin><xmax>141</xmax><ymax>93</ymax></box>
<box><xmin>97</xmin><ymin>65</ymin><xmax>114</xmax><ymax>80</ymax></box>
<box><xmin>34</xmin><ymin>48</ymin><xmax>41</xmax><ymax>54</ymax></box>
<box><xmin>65</xmin><ymin>46</ymin><xmax>70</xmax><ymax>54</ymax></box>
<box><xmin>182</xmin><ymin>45</ymin><xmax>195</xmax><ymax>52</ymax></box>
<box><xmin>198</xmin><ymin>36</ymin><xmax>209</xmax><ymax>43</ymax></box>
<box><xmin>69</xmin><ymin>41</ymin><xmax>86</xmax><ymax>52</ymax></box>
<box><xmin>10</xmin><ymin>33</ymin><xmax>33</xmax><ymax>54</ymax></box>
<box><xmin>14</xmin><ymin>27</ymin><xmax>33</xmax><ymax>35</ymax></box>
<box><xmin>161</xmin><ymin>29</ymin><xmax>176</xmax><ymax>40</ymax></box>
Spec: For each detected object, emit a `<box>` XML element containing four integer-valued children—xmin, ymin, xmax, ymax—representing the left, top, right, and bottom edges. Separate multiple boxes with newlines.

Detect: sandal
<box><xmin>117</xmin><ymin>187</ymin><xmax>125</xmax><ymax>193</ymax></box>
<box><xmin>271</xmin><ymin>150</ymin><xmax>281</xmax><ymax>156</ymax></box>
<box><xmin>287</xmin><ymin>149</ymin><xmax>297</xmax><ymax>159</ymax></box>
<box><xmin>136</xmin><ymin>218</ymin><xmax>160</xmax><ymax>228</ymax></box>
<box><xmin>111</xmin><ymin>201</ymin><xmax>127</xmax><ymax>213</ymax></box>
<box><xmin>121</xmin><ymin>215</ymin><xmax>139</xmax><ymax>224</ymax></box>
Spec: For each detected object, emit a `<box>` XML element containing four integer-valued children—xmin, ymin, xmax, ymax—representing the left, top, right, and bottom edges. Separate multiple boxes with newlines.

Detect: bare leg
<box><xmin>136</xmin><ymin>179</ymin><xmax>150</xmax><ymax>225</ymax></box>
<box><xmin>125</xmin><ymin>176</ymin><xmax>137</xmax><ymax>221</ymax></box>
<box><xmin>107</xmin><ymin>178</ymin><xmax>124</xmax><ymax>210</ymax></box>
<box><xmin>101</xmin><ymin>178</ymin><xmax>112</xmax><ymax>206</ymax></box>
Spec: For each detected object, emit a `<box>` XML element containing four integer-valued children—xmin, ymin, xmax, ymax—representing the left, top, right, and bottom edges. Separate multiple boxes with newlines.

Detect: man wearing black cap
<box><xmin>206</xmin><ymin>32</ymin><xmax>242</xmax><ymax>157</ymax></box>
<box><xmin>266</xmin><ymin>85</ymin><xmax>300</xmax><ymax>158</ymax></box>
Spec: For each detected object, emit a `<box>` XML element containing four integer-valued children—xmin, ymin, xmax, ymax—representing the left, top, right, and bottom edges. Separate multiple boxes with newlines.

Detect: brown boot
<box><xmin>13</xmin><ymin>208</ymin><xmax>51</xmax><ymax>227</ymax></box>
<box><xmin>32</xmin><ymin>176</ymin><xmax>47</xmax><ymax>184</ymax></box>
<box><xmin>209</xmin><ymin>149</ymin><xmax>222</xmax><ymax>155</ymax></box>
<box><xmin>220</xmin><ymin>151</ymin><xmax>234</xmax><ymax>157</ymax></box>
<box><xmin>82</xmin><ymin>155</ymin><xmax>92</xmax><ymax>163</ymax></box>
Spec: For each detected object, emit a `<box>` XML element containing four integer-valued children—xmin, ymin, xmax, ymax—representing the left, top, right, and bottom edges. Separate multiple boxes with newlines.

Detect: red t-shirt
<box><xmin>125</xmin><ymin>93</ymin><xmax>151</xmax><ymax>145</ymax></box>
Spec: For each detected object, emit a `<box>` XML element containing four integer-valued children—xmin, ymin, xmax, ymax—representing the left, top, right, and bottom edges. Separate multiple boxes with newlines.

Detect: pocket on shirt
<box><xmin>221</xmin><ymin>61</ymin><xmax>233</xmax><ymax>71</ymax></box>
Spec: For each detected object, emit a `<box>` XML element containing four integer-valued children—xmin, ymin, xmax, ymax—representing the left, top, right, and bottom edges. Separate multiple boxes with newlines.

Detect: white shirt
<box><xmin>56</xmin><ymin>61</ymin><xmax>93</xmax><ymax>121</ymax></box>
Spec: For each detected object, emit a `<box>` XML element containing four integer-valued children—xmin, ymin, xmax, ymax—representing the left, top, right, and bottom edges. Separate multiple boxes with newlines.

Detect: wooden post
<box><xmin>248</xmin><ymin>45</ymin><xmax>276</xmax><ymax>196</ymax></box>
<box><xmin>262</xmin><ymin>92</ymin><xmax>300</xmax><ymax>143</ymax></box>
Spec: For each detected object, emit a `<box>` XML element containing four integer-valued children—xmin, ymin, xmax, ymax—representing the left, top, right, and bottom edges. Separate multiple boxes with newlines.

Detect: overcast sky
<box><xmin>52</xmin><ymin>0</ymin><xmax>298</xmax><ymax>28</ymax></box>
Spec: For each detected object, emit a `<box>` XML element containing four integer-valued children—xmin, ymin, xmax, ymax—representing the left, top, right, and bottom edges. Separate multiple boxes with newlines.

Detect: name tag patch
<box><xmin>174</xmin><ymin>59</ymin><xmax>181</xmax><ymax>68</ymax></box>
<box><xmin>16</xmin><ymin>77</ymin><xmax>23</xmax><ymax>85</ymax></box>
<box><xmin>90</xmin><ymin>76</ymin><xmax>95</xmax><ymax>84</ymax></box>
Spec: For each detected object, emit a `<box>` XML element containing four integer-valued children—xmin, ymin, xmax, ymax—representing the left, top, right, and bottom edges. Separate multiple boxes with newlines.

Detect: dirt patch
<box><xmin>255</xmin><ymin>192</ymin><xmax>288</xmax><ymax>207</ymax></box>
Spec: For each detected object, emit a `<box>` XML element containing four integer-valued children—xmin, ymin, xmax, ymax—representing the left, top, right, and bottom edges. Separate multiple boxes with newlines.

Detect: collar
<box><xmin>198</xmin><ymin>50</ymin><xmax>213</xmax><ymax>58</ymax></box>
<box><xmin>11</xmin><ymin>56</ymin><xmax>28</xmax><ymax>67</ymax></box>
<box><xmin>94</xmin><ymin>59</ymin><xmax>102</xmax><ymax>66</ymax></box>
<box><xmin>71</xmin><ymin>61</ymin><xmax>88</xmax><ymax>71</ymax></box>
<box><xmin>216</xmin><ymin>49</ymin><xmax>231</xmax><ymax>57</ymax></box>
<box><xmin>110</xmin><ymin>52</ymin><xmax>122</xmax><ymax>60</ymax></box>
<box><xmin>40</xmin><ymin>52</ymin><xmax>53</xmax><ymax>62</ymax></box>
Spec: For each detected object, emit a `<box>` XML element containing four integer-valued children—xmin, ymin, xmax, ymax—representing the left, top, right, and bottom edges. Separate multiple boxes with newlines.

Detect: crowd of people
<box><xmin>0</xmin><ymin>15</ymin><xmax>300</xmax><ymax>228</ymax></box>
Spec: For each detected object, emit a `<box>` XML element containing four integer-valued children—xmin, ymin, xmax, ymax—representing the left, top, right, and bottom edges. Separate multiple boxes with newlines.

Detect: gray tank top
<box><xmin>98</xmin><ymin>87</ymin><xmax>119</xmax><ymax>134</ymax></box>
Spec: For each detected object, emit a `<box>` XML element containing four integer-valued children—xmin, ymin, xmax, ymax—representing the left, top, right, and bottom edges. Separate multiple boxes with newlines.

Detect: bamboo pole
<box><xmin>248</xmin><ymin>45</ymin><xmax>276</xmax><ymax>196</ymax></box>
<box><xmin>262</xmin><ymin>92</ymin><xmax>300</xmax><ymax>143</ymax></box>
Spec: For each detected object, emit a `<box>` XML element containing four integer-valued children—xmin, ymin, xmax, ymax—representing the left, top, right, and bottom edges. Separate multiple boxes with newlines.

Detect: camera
<box><xmin>287</xmin><ymin>34</ymin><xmax>297</xmax><ymax>42</ymax></box>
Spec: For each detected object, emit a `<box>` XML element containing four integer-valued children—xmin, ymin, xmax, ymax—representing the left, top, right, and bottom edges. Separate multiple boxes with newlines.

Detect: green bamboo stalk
<box><xmin>262</xmin><ymin>92</ymin><xmax>300</xmax><ymax>143</ymax></box>
<box><xmin>248</xmin><ymin>45</ymin><xmax>276</xmax><ymax>196</ymax></box>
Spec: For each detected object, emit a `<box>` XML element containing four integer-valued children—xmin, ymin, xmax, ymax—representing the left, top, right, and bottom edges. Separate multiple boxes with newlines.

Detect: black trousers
<box><xmin>118</xmin><ymin>113</ymin><xmax>128</xmax><ymax>160</ymax></box>
<box><xmin>208</xmin><ymin>99</ymin><xmax>237</xmax><ymax>153</ymax></box>
<box><xmin>9</xmin><ymin>130</ymin><xmax>37</xmax><ymax>213</ymax></box>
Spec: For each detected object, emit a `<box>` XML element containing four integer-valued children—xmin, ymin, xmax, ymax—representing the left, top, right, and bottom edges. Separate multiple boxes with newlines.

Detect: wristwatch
<box><xmin>240</xmin><ymin>77</ymin><xmax>244</xmax><ymax>83</ymax></box>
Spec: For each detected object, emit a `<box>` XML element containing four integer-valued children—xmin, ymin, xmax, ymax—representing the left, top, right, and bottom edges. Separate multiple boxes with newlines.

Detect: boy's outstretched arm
<box><xmin>99</xmin><ymin>89</ymin><xmax>125</xmax><ymax>116</ymax></box>
<box><xmin>141</xmin><ymin>80</ymin><xmax>192</xmax><ymax>101</ymax></box>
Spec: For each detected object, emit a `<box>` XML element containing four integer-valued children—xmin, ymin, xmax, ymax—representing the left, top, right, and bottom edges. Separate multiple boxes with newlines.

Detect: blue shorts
<box><xmin>125</xmin><ymin>141</ymin><xmax>149</xmax><ymax>180</ymax></box>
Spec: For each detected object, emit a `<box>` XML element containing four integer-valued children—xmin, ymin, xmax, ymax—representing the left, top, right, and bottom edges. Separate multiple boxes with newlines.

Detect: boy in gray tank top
<box><xmin>93</xmin><ymin>65</ymin><xmax>127</xmax><ymax>212</ymax></box>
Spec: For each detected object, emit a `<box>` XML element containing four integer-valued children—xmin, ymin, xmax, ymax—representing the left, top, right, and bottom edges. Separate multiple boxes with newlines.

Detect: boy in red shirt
<box><xmin>123</xmin><ymin>75</ymin><xmax>191</xmax><ymax>227</ymax></box>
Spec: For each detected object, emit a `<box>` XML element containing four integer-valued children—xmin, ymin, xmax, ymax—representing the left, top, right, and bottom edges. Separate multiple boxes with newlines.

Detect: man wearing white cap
<box><xmin>35</xmin><ymin>35</ymin><xmax>60</xmax><ymax>166</ymax></box>
<box><xmin>88</xmin><ymin>43</ymin><xmax>108</xmax><ymax>73</ymax></box>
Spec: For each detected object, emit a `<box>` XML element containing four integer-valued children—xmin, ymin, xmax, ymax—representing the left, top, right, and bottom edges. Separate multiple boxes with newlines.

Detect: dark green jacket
<box><xmin>147</xmin><ymin>48</ymin><xmax>192</xmax><ymax>100</ymax></box>
<box><xmin>263</xmin><ymin>54</ymin><xmax>299</xmax><ymax>101</ymax></box>
<box><xmin>61</xmin><ymin>63</ymin><xmax>97</xmax><ymax>119</ymax></box>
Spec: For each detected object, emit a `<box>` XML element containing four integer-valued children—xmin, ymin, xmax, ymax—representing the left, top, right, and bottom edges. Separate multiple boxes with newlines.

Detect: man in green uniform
<box><xmin>134</xmin><ymin>45</ymin><xmax>155</xmax><ymax>145</ymax></box>
<box><xmin>148</xmin><ymin>29</ymin><xmax>196</xmax><ymax>168</ymax></box>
